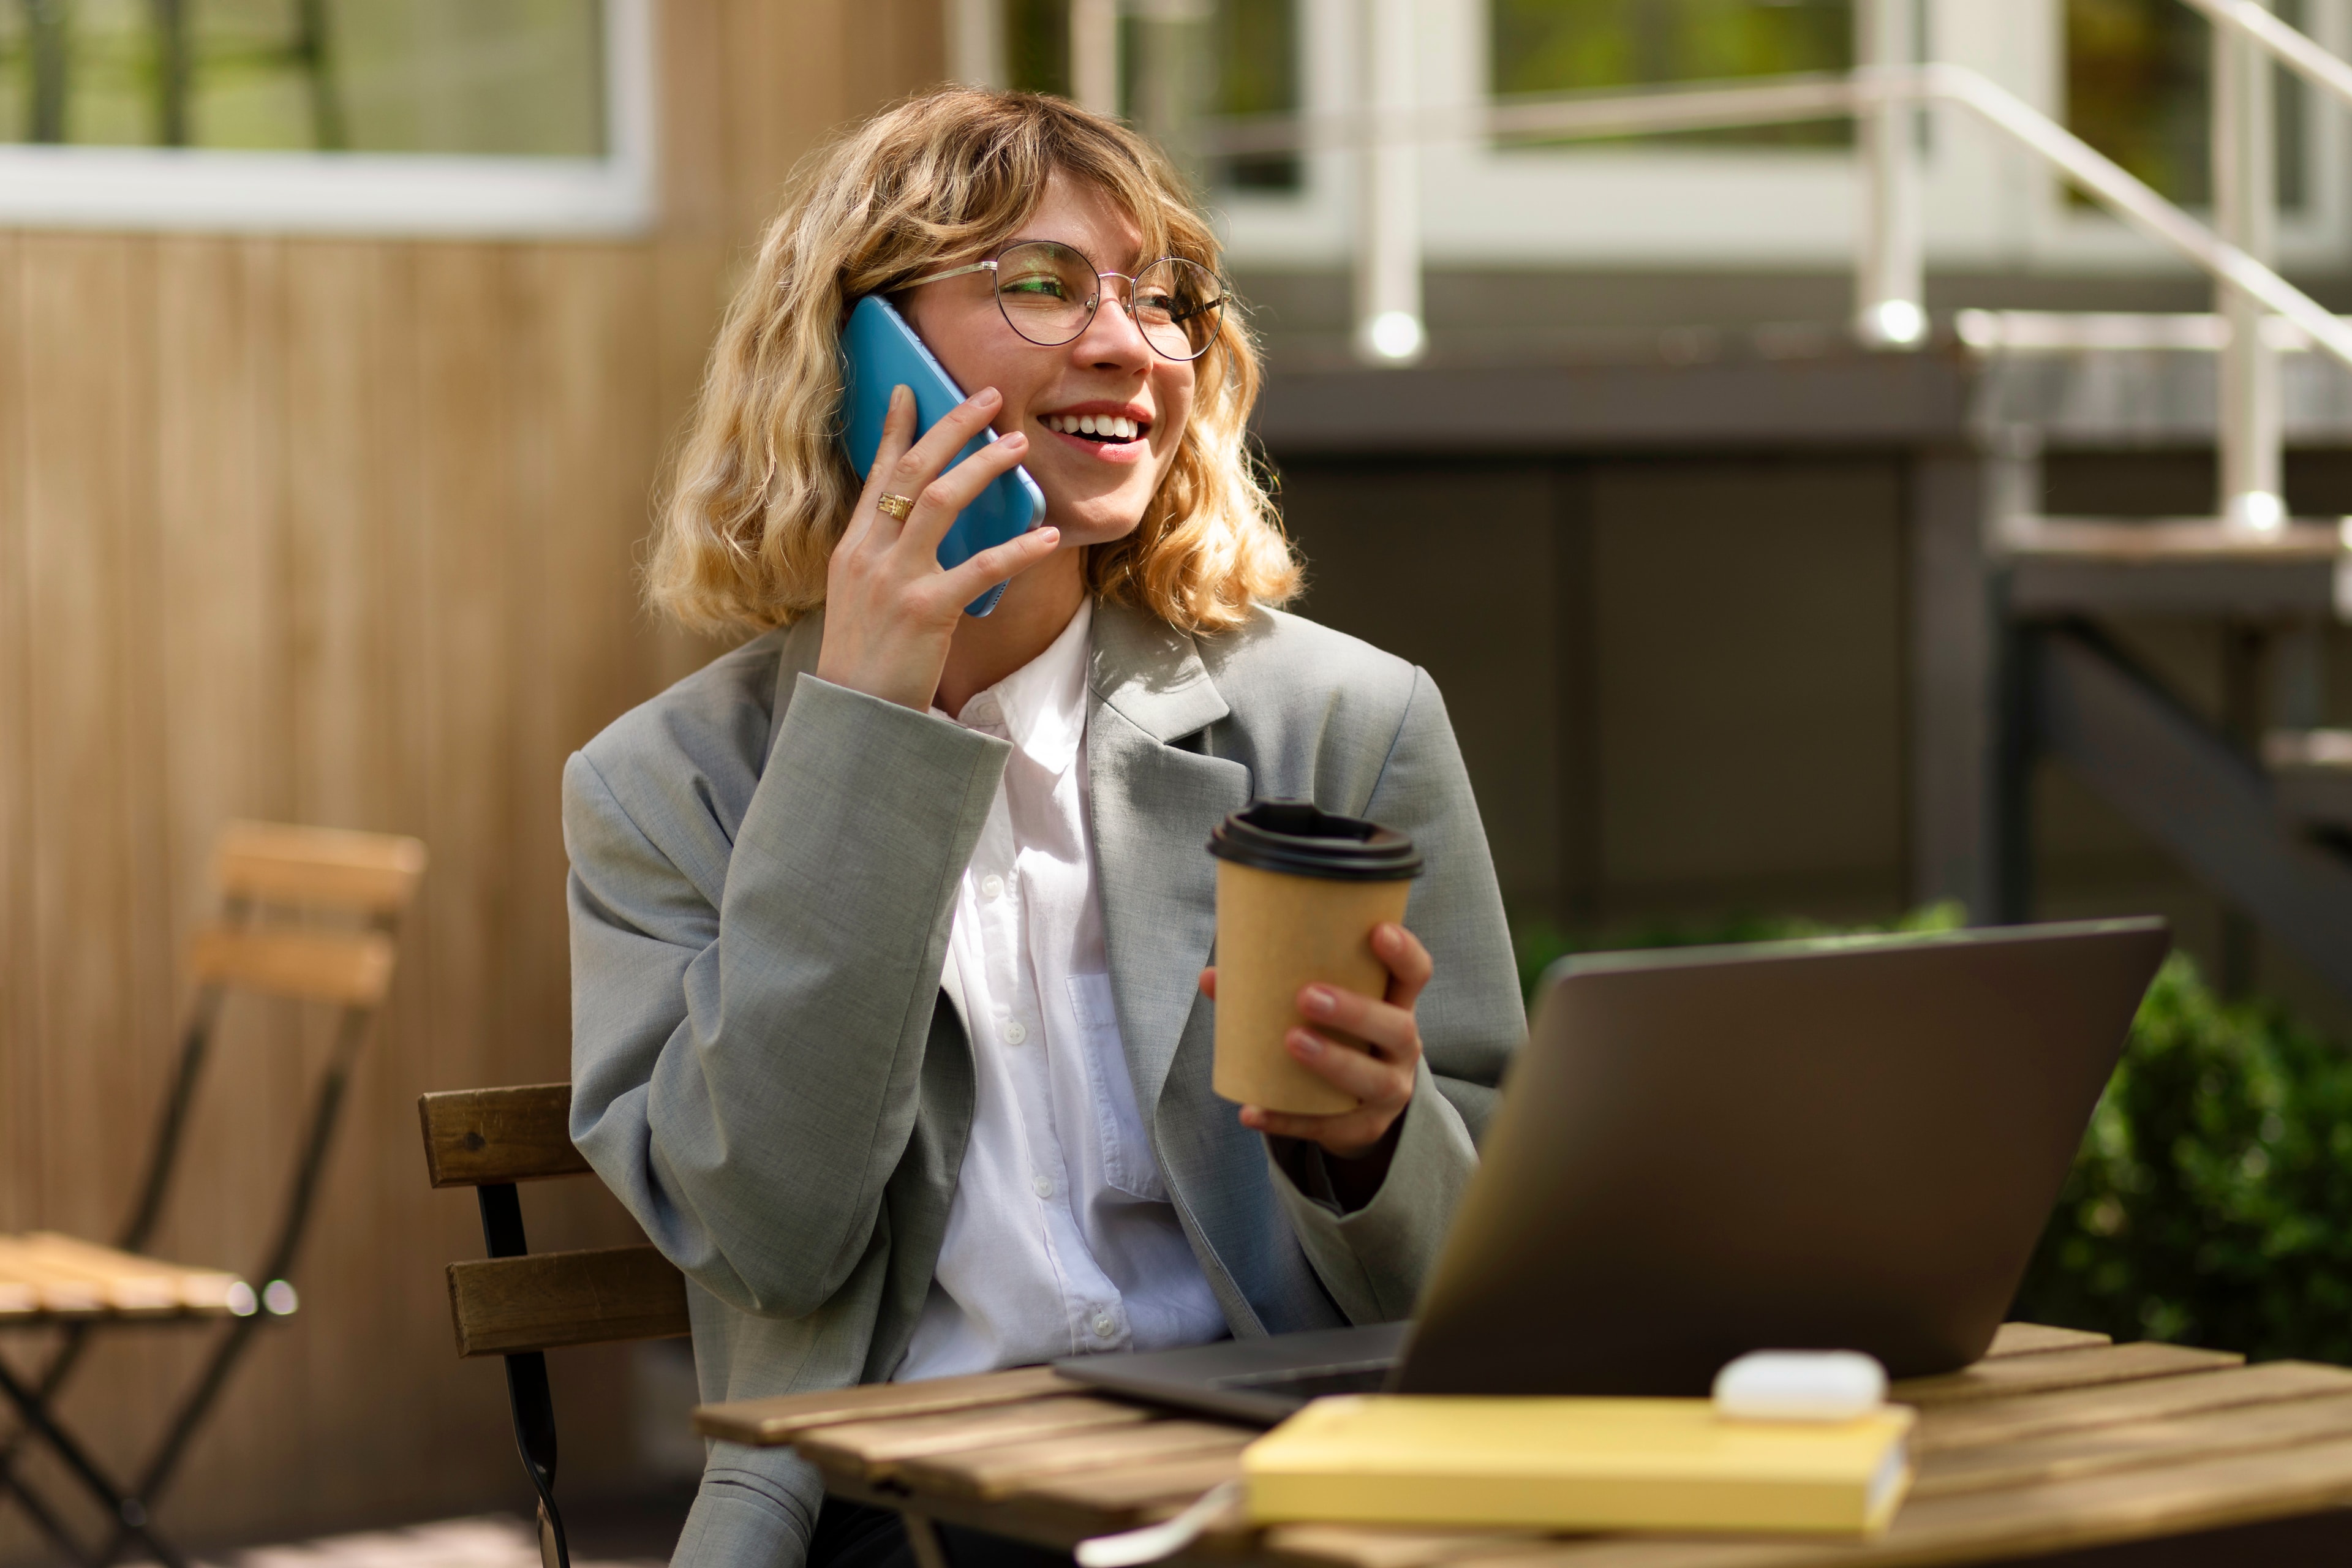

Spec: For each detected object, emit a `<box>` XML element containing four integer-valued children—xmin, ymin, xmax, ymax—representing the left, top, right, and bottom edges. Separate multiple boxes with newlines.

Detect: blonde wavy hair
<box><xmin>648</xmin><ymin>87</ymin><xmax>1300</xmax><ymax>636</ymax></box>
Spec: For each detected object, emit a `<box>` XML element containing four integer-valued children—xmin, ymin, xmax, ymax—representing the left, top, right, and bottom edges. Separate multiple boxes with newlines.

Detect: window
<box><xmin>1003</xmin><ymin>0</ymin><xmax>1073</xmax><ymax>102</ymax></box>
<box><xmin>0</xmin><ymin>0</ymin><xmax>649</xmax><ymax>235</ymax></box>
<box><xmin>1488</xmin><ymin>0</ymin><xmax>1853</xmax><ymax>146</ymax></box>
<box><xmin>0</xmin><ymin>0</ymin><xmax>605</xmax><ymax>154</ymax></box>
<box><xmin>997</xmin><ymin>0</ymin><xmax>1298</xmax><ymax>190</ymax></box>
<box><xmin>1208</xmin><ymin>0</ymin><xmax>1297</xmax><ymax>189</ymax></box>
<box><xmin>2065</xmin><ymin>0</ymin><xmax>2307</xmax><ymax>209</ymax></box>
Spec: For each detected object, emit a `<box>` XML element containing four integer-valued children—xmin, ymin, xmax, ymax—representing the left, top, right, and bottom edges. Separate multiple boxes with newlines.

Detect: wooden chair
<box><xmin>0</xmin><ymin>821</ymin><xmax>426</xmax><ymax>1568</ymax></box>
<box><xmin>418</xmin><ymin>1082</ymin><xmax>691</xmax><ymax>1568</ymax></box>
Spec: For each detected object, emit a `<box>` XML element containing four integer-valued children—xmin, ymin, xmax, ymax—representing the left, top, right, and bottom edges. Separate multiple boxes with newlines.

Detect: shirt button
<box><xmin>980</xmin><ymin>874</ymin><xmax>1005</xmax><ymax>900</ymax></box>
<box><xmin>1092</xmin><ymin>1314</ymin><xmax>1117</xmax><ymax>1340</ymax></box>
<box><xmin>1003</xmin><ymin>1019</ymin><xmax>1028</xmax><ymax>1046</ymax></box>
<box><xmin>1032</xmin><ymin>1175</ymin><xmax>1054</xmax><ymax>1199</ymax></box>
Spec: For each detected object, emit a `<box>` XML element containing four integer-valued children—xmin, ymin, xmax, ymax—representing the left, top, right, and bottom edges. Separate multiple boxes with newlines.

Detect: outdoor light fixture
<box><xmin>2227</xmin><ymin>490</ymin><xmax>2286</xmax><ymax>533</ymax></box>
<box><xmin>1362</xmin><ymin>310</ymin><xmax>1427</xmax><ymax>364</ymax></box>
<box><xmin>1860</xmin><ymin>298</ymin><xmax>1928</xmax><ymax>348</ymax></box>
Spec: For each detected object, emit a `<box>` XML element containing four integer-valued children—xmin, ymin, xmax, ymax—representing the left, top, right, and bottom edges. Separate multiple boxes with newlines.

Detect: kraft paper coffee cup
<box><xmin>1207</xmin><ymin>801</ymin><xmax>1425</xmax><ymax>1115</ymax></box>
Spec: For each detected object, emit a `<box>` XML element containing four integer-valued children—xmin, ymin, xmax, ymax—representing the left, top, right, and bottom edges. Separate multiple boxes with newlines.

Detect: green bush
<box><xmin>2012</xmin><ymin>952</ymin><xmax>2352</xmax><ymax>1364</ymax></box>
<box><xmin>1509</xmin><ymin>910</ymin><xmax>2352</xmax><ymax>1364</ymax></box>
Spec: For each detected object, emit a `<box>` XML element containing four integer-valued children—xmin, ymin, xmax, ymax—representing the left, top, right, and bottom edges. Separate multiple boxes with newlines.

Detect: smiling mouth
<box><xmin>1044</xmin><ymin>412</ymin><xmax>1146</xmax><ymax>443</ymax></box>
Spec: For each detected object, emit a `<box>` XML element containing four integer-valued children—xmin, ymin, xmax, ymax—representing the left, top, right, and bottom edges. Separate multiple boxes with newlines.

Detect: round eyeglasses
<box><xmin>905</xmin><ymin>241</ymin><xmax>1226</xmax><ymax>362</ymax></box>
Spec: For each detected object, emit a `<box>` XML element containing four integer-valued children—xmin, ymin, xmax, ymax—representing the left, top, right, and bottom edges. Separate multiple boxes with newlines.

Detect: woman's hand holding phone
<box><xmin>818</xmin><ymin>384</ymin><xmax>1060</xmax><ymax>711</ymax></box>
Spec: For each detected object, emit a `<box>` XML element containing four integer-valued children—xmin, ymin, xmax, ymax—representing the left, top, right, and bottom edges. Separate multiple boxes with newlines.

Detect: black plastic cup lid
<box><xmin>1207</xmin><ymin>799</ymin><xmax>1423</xmax><ymax>882</ymax></box>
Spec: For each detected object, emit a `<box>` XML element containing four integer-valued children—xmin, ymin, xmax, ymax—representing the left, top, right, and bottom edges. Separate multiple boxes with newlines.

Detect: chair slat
<box><xmin>19</xmin><ymin>1233</ymin><xmax>242</xmax><ymax>1311</ymax></box>
<box><xmin>190</xmin><ymin>924</ymin><xmax>397</xmax><ymax>1006</ymax></box>
<box><xmin>419</xmin><ymin>1085</ymin><xmax>590</xmax><ymax>1188</ymax></box>
<box><xmin>0</xmin><ymin>1235</ymin><xmax>240</xmax><ymax>1315</ymax></box>
<box><xmin>692</xmin><ymin>1365</ymin><xmax>1077</xmax><ymax>1446</ymax></box>
<box><xmin>0</xmin><ymin>1238</ymin><xmax>108</xmax><ymax>1313</ymax></box>
<box><xmin>445</xmin><ymin>1246</ymin><xmax>690</xmax><ymax>1358</ymax></box>
<box><xmin>215</xmin><ymin>820</ymin><xmax>428</xmax><ymax>914</ymax></box>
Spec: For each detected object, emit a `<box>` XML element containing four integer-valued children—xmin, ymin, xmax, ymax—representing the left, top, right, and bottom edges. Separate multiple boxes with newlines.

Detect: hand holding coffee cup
<box><xmin>1200</xmin><ymin>801</ymin><xmax>1431</xmax><ymax>1162</ymax></box>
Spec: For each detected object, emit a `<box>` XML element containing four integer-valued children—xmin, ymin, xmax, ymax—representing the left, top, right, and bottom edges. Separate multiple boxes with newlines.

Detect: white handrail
<box><xmin>2178</xmin><ymin>0</ymin><xmax>2352</xmax><ymax>113</ymax></box>
<box><xmin>1198</xmin><ymin>62</ymin><xmax>2352</xmax><ymax>377</ymax></box>
<box><xmin>1905</xmin><ymin>64</ymin><xmax>2352</xmax><ymax>374</ymax></box>
<box><xmin>1201</xmin><ymin>74</ymin><xmax>1860</xmax><ymax>157</ymax></box>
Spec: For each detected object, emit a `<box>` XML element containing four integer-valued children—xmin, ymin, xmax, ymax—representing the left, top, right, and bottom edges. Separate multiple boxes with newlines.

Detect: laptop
<box><xmin>1057</xmin><ymin>916</ymin><xmax>2169</xmax><ymax>1425</ymax></box>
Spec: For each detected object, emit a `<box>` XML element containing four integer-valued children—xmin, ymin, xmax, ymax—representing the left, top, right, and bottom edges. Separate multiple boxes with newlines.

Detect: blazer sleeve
<box><xmin>565</xmin><ymin>673</ymin><xmax>1009</xmax><ymax>1319</ymax></box>
<box><xmin>1269</xmin><ymin>666</ymin><xmax>1525</xmax><ymax>1322</ymax></box>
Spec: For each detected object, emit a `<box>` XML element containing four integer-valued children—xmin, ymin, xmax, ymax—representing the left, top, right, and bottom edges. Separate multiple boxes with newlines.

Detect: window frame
<box><xmin>0</xmin><ymin>0</ymin><xmax>655</xmax><ymax>238</ymax></box>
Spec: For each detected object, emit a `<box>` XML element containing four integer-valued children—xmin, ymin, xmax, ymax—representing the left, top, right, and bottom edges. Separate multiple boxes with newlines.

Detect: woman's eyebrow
<box><xmin>1000</xmin><ymin>235</ymin><xmax>1155</xmax><ymax>271</ymax></box>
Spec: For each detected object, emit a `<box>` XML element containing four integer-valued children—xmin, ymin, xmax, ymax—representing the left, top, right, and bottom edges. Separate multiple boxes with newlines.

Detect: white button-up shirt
<box><xmin>895</xmin><ymin>600</ymin><xmax>1228</xmax><ymax>1381</ymax></box>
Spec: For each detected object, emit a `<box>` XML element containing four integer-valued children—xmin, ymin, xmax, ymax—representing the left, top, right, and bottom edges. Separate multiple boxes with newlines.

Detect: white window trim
<box><xmin>0</xmin><ymin>0</ymin><xmax>656</xmax><ymax>238</ymax></box>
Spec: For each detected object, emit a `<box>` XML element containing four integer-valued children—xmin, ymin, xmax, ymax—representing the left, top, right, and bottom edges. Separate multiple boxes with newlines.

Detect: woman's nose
<box><xmin>1072</xmin><ymin>281</ymin><xmax>1153</xmax><ymax>366</ymax></box>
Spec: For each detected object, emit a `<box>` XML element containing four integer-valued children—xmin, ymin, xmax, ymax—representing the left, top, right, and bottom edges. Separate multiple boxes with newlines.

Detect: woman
<box><xmin>565</xmin><ymin>88</ymin><xmax>1523</xmax><ymax>1568</ymax></box>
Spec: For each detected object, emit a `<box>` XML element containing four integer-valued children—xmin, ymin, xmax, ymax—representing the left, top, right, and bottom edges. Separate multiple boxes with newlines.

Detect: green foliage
<box><xmin>2012</xmin><ymin>953</ymin><xmax>2352</xmax><ymax>1363</ymax></box>
<box><xmin>1507</xmin><ymin>909</ymin><xmax>2352</xmax><ymax>1363</ymax></box>
<box><xmin>1487</xmin><ymin>0</ymin><xmax>1852</xmax><ymax>148</ymax></box>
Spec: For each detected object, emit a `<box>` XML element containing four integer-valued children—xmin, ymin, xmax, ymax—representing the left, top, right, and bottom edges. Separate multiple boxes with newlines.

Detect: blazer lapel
<box><xmin>1087</xmin><ymin>600</ymin><xmax>1251</xmax><ymax>1116</ymax></box>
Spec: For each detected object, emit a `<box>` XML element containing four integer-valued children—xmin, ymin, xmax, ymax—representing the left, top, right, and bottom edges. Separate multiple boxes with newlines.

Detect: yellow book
<box><xmin>1242</xmin><ymin>1395</ymin><xmax>1916</xmax><ymax>1537</ymax></box>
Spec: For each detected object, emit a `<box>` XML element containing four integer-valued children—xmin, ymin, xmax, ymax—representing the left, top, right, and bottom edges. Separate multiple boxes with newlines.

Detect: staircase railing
<box><xmin>1201</xmin><ymin>0</ymin><xmax>2352</xmax><ymax>541</ymax></box>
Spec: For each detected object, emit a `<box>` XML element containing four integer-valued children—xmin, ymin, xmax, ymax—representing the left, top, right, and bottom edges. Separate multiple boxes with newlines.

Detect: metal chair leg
<box><xmin>507</xmin><ymin>1351</ymin><xmax>570</xmax><ymax>1568</ymax></box>
<box><xmin>0</xmin><ymin>993</ymin><xmax>224</xmax><ymax>1550</ymax></box>
<box><xmin>0</xmin><ymin>1323</ymin><xmax>97</xmax><ymax>1549</ymax></box>
<box><xmin>478</xmin><ymin>1183</ymin><xmax>569</xmax><ymax>1568</ymax></box>
<box><xmin>2</xmin><ymin>1454</ymin><xmax>105</xmax><ymax>1567</ymax></box>
<box><xmin>0</xmin><ymin>1354</ymin><xmax>188</xmax><ymax>1568</ymax></box>
<box><xmin>95</xmin><ymin>1006</ymin><xmax>375</xmax><ymax>1562</ymax></box>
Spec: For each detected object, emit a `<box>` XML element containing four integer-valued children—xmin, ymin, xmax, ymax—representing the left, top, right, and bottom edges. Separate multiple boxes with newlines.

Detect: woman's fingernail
<box><xmin>971</xmin><ymin>386</ymin><xmax>1000</xmax><ymax>405</ymax></box>
<box><xmin>1302</xmin><ymin>986</ymin><xmax>1335</xmax><ymax>1017</ymax></box>
<box><xmin>1289</xmin><ymin>1029</ymin><xmax>1325</xmax><ymax>1058</ymax></box>
<box><xmin>1034</xmin><ymin>527</ymin><xmax>1060</xmax><ymax>545</ymax></box>
<box><xmin>1001</xmin><ymin>431</ymin><xmax>1027</xmax><ymax>447</ymax></box>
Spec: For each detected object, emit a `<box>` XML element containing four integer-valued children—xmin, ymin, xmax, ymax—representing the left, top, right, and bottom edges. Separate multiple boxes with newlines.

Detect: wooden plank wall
<box><xmin>0</xmin><ymin>0</ymin><xmax>944</xmax><ymax>1558</ymax></box>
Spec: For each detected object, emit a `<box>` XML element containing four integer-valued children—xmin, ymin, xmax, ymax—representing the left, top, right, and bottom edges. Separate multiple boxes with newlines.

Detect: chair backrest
<box><xmin>420</xmin><ymin>1084</ymin><xmax>693</xmax><ymax>1568</ymax></box>
<box><xmin>418</xmin><ymin>1084</ymin><xmax>690</xmax><ymax>1358</ymax></box>
<box><xmin>192</xmin><ymin>820</ymin><xmax>428</xmax><ymax>1008</ymax></box>
<box><xmin>117</xmin><ymin>819</ymin><xmax>429</xmax><ymax>1266</ymax></box>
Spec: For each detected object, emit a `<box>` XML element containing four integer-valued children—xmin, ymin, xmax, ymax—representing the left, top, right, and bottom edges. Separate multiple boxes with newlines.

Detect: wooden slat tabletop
<box><xmin>691</xmin><ymin>1324</ymin><xmax>2352</xmax><ymax>1567</ymax></box>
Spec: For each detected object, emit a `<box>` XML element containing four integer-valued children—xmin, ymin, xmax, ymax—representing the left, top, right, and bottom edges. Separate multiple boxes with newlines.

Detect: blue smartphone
<box><xmin>840</xmin><ymin>294</ymin><xmax>1047</xmax><ymax>617</ymax></box>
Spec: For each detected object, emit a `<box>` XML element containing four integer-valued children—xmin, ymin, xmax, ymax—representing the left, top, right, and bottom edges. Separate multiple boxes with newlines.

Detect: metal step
<box><xmin>2000</xmin><ymin>516</ymin><xmax>2347</xmax><ymax>618</ymax></box>
<box><xmin>1964</xmin><ymin>311</ymin><xmax>2352</xmax><ymax>447</ymax></box>
<box><xmin>2029</xmin><ymin>625</ymin><xmax>2352</xmax><ymax>1001</ymax></box>
<box><xmin>2266</xmin><ymin>729</ymin><xmax>2352</xmax><ymax>829</ymax></box>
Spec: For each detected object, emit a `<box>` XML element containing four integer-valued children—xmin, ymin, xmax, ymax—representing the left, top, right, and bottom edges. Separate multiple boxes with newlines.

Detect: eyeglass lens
<box><xmin>993</xmin><ymin>241</ymin><xmax>1223</xmax><ymax>361</ymax></box>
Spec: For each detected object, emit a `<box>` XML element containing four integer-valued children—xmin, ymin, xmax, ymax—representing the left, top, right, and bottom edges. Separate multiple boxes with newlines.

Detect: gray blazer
<box><xmin>564</xmin><ymin>598</ymin><xmax>1523</xmax><ymax>1568</ymax></box>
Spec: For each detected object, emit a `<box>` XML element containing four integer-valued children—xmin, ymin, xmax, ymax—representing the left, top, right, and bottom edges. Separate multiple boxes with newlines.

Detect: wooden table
<box><xmin>694</xmin><ymin>1324</ymin><xmax>2352</xmax><ymax>1567</ymax></box>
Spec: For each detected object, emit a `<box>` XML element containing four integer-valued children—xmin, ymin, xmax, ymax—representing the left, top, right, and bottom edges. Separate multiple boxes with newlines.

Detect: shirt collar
<box><xmin>941</xmin><ymin>598</ymin><xmax>1093</xmax><ymax>777</ymax></box>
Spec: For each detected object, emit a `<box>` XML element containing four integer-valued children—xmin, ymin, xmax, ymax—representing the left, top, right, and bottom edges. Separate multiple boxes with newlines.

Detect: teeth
<box><xmin>1048</xmin><ymin>413</ymin><xmax>1144</xmax><ymax>439</ymax></box>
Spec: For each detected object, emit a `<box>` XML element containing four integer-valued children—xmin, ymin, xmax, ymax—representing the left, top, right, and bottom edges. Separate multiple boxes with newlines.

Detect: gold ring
<box><xmin>876</xmin><ymin>492</ymin><xmax>916</xmax><ymax>521</ymax></box>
